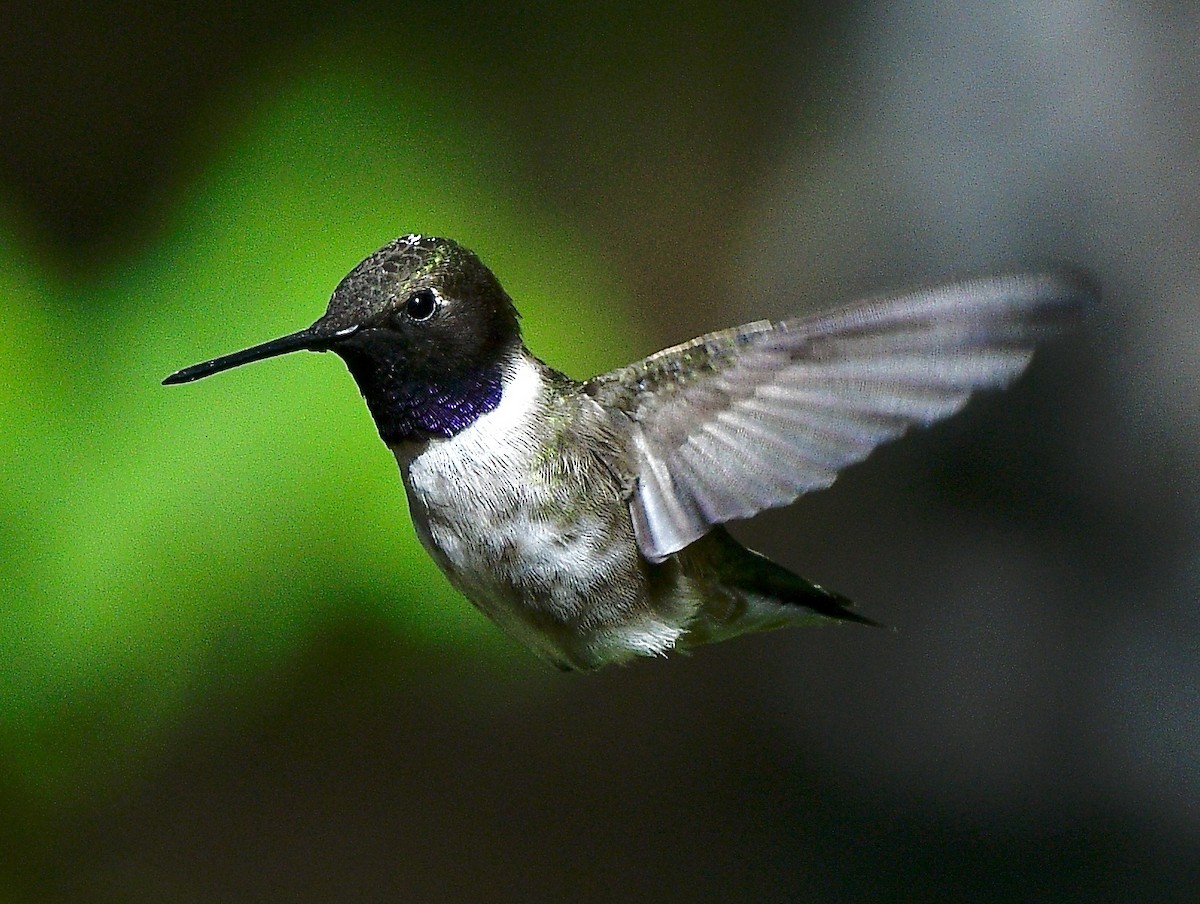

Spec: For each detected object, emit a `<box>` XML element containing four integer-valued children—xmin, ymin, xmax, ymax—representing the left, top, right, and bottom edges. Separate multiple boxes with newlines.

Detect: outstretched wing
<box><xmin>585</xmin><ymin>271</ymin><xmax>1091</xmax><ymax>562</ymax></box>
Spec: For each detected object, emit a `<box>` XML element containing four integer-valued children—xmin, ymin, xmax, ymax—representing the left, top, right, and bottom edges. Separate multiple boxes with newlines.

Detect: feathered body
<box><xmin>396</xmin><ymin>353</ymin><xmax>848</xmax><ymax>670</ymax></box>
<box><xmin>164</xmin><ymin>235</ymin><xmax>1090</xmax><ymax>670</ymax></box>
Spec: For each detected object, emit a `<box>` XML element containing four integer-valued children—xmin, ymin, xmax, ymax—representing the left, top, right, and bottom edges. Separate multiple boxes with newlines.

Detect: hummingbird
<box><xmin>164</xmin><ymin>234</ymin><xmax>1088</xmax><ymax>671</ymax></box>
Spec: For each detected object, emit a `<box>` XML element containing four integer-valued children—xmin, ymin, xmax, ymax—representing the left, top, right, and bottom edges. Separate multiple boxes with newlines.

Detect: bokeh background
<box><xmin>2</xmin><ymin>1</ymin><xmax>1197</xmax><ymax>901</ymax></box>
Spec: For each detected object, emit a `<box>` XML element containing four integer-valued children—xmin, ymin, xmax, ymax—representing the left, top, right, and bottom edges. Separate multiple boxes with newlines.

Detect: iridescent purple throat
<box><xmin>369</xmin><ymin>366</ymin><xmax>504</xmax><ymax>444</ymax></box>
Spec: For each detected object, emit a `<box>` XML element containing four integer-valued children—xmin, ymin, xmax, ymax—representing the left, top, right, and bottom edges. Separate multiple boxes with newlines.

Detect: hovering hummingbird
<box><xmin>165</xmin><ymin>235</ymin><xmax>1088</xmax><ymax>671</ymax></box>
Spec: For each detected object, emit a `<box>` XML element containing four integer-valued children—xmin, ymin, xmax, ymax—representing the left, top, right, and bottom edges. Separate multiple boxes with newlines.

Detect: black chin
<box><xmin>335</xmin><ymin>341</ymin><xmax>505</xmax><ymax>444</ymax></box>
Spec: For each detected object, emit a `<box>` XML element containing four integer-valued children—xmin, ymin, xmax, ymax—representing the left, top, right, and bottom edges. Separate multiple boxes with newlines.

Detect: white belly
<box><xmin>394</xmin><ymin>356</ymin><xmax>690</xmax><ymax>668</ymax></box>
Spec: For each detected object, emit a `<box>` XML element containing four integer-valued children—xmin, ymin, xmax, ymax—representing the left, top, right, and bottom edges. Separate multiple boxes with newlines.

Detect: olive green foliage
<box><xmin>0</xmin><ymin>67</ymin><xmax>635</xmax><ymax>820</ymax></box>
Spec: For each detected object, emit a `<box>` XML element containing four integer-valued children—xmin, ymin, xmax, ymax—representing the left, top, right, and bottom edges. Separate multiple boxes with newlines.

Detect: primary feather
<box><xmin>586</xmin><ymin>271</ymin><xmax>1090</xmax><ymax>561</ymax></box>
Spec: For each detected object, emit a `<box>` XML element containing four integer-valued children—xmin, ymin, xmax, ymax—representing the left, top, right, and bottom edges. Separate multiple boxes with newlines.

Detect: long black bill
<box><xmin>162</xmin><ymin>325</ymin><xmax>357</xmax><ymax>385</ymax></box>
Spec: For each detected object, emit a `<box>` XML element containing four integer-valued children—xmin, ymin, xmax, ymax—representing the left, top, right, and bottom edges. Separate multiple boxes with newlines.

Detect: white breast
<box><xmin>394</xmin><ymin>354</ymin><xmax>690</xmax><ymax>667</ymax></box>
<box><xmin>399</xmin><ymin>354</ymin><xmax>543</xmax><ymax>559</ymax></box>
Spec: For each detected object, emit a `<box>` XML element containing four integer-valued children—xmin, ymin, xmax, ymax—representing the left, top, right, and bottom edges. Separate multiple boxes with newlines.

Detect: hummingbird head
<box><xmin>164</xmin><ymin>234</ymin><xmax>524</xmax><ymax>443</ymax></box>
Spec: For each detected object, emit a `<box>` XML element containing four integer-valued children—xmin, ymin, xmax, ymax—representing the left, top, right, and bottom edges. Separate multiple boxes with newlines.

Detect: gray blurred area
<box><xmin>751</xmin><ymin>0</ymin><xmax>1200</xmax><ymax>823</ymax></box>
<box><xmin>7</xmin><ymin>1</ymin><xmax>1198</xmax><ymax>901</ymax></box>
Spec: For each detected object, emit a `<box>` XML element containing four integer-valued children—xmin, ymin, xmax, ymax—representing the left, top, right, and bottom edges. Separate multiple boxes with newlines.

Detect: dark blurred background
<box><xmin>2</xmin><ymin>2</ymin><xmax>1197</xmax><ymax>901</ymax></box>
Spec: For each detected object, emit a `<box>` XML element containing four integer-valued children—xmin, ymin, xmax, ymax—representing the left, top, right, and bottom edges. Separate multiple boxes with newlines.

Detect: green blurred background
<box><xmin>3</xmin><ymin>2</ymin><xmax>1198</xmax><ymax>901</ymax></box>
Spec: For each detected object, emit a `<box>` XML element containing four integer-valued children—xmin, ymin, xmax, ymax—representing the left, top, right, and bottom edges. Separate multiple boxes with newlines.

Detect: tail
<box><xmin>677</xmin><ymin>528</ymin><xmax>879</xmax><ymax>648</ymax></box>
<box><xmin>731</xmin><ymin>544</ymin><xmax>880</xmax><ymax>628</ymax></box>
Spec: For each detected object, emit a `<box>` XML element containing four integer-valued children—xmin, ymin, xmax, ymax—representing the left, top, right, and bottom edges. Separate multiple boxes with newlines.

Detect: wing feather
<box><xmin>587</xmin><ymin>271</ymin><xmax>1093</xmax><ymax>561</ymax></box>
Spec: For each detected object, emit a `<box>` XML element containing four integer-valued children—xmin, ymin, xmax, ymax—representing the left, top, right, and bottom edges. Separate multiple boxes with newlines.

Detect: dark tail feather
<box><xmin>677</xmin><ymin>528</ymin><xmax>883</xmax><ymax>649</ymax></box>
<box><xmin>716</xmin><ymin>530</ymin><xmax>882</xmax><ymax>628</ymax></box>
<box><xmin>738</xmin><ymin>563</ymin><xmax>882</xmax><ymax>627</ymax></box>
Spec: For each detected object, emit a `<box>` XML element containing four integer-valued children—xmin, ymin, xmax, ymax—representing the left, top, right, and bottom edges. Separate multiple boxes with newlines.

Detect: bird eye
<box><xmin>404</xmin><ymin>289</ymin><xmax>438</xmax><ymax>322</ymax></box>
